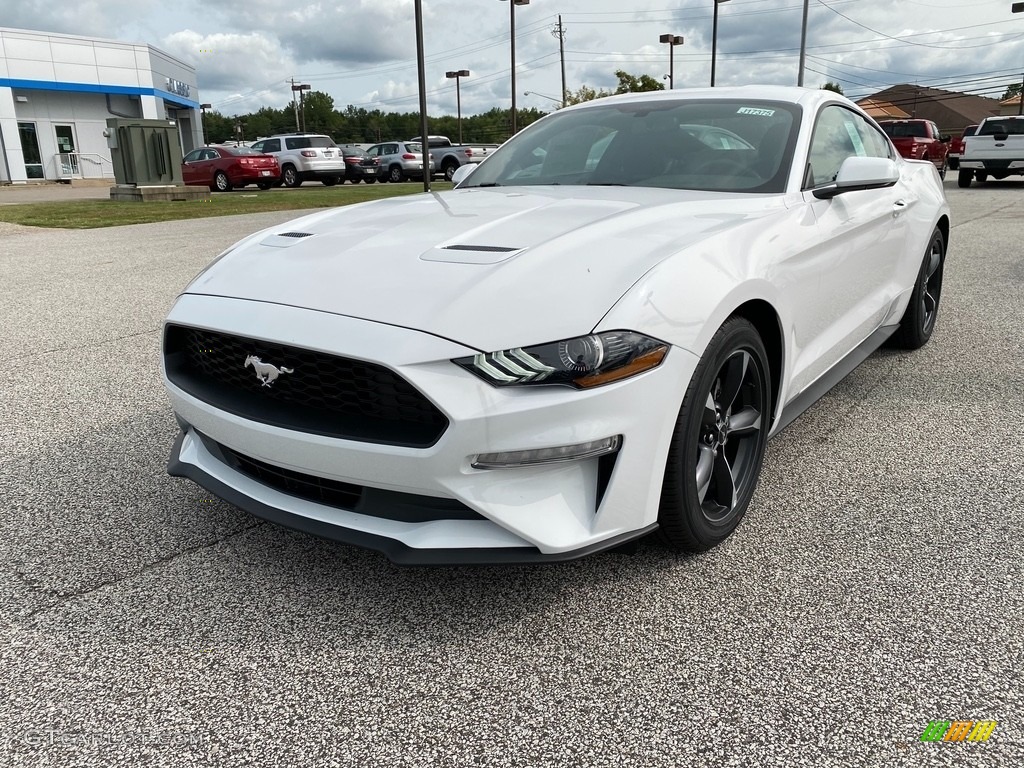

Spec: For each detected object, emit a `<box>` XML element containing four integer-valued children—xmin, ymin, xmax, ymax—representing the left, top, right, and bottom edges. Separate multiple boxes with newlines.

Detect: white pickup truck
<box><xmin>410</xmin><ymin>135</ymin><xmax>501</xmax><ymax>181</ymax></box>
<box><xmin>958</xmin><ymin>115</ymin><xmax>1024</xmax><ymax>187</ymax></box>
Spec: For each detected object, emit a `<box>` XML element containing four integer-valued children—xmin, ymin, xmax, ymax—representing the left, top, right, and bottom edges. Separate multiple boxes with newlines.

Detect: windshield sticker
<box><xmin>737</xmin><ymin>107</ymin><xmax>776</xmax><ymax>116</ymax></box>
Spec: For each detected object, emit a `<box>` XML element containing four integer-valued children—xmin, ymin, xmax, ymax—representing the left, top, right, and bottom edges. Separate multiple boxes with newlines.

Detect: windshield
<box><xmin>461</xmin><ymin>99</ymin><xmax>799</xmax><ymax>193</ymax></box>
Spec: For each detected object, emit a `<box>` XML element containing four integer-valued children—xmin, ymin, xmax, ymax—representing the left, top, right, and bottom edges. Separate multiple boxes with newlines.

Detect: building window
<box><xmin>18</xmin><ymin>122</ymin><xmax>44</xmax><ymax>179</ymax></box>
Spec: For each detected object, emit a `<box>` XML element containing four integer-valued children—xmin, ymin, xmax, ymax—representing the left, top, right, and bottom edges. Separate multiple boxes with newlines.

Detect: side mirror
<box><xmin>939</xmin><ymin>134</ymin><xmax>951</xmax><ymax>143</ymax></box>
<box><xmin>451</xmin><ymin>164</ymin><xmax>477</xmax><ymax>186</ymax></box>
<box><xmin>813</xmin><ymin>156</ymin><xmax>899</xmax><ymax>199</ymax></box>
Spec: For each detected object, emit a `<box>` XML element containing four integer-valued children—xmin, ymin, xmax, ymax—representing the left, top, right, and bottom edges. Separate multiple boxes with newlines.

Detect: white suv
<box><xmin>250</xmin><ymin>134</ymin><xmax>346</xmax><ymax>187</ymax></box>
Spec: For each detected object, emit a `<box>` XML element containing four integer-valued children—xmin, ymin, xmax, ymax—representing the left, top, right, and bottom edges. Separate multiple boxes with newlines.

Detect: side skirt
<box><xmin>773</xmin><ymin>323</ymin><xmax>899</xmax><ymax>434</ymax></box>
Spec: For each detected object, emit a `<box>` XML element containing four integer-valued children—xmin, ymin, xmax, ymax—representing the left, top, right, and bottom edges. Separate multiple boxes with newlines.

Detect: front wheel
<box><xmin>937</xmin><ymin>158</ymin><xmax>947</xmax><ymax>180</ymax></box>
<box><xmin>957</xmin><ymin>170</ymin><xmax>972</xmax><ymax>188</ymax></box>
<box><xmin>658</xmin><ymin>318</ymin><xmax>770</xmax><ymax>552</ymax></box>
<box><xmin>887</xmin><ymin>228</ymin><xmax>945</xmax><ymax>350</ymax></box>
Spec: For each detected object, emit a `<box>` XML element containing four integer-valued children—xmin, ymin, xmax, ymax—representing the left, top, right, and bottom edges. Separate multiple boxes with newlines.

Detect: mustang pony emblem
<box><xmin>244</xmin><ymin>355</ymin><xmax>294</xmax><ymax>387</ymax></box>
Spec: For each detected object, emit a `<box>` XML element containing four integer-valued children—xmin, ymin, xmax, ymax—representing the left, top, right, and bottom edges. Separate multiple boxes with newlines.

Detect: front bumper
<box><xmin>163</xmin><ymin>294</ymin><xmax>696</xmax><ymax>564</ymax></box>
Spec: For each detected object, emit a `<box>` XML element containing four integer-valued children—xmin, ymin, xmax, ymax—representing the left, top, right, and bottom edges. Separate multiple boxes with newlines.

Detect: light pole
<box><xmin>446</xmin><ymin>70</ymin><xmax>470</xmax><ymax>144</ymax></box>
<box><xmin>659</xmin><ymin>34</ymin><xmax>684</xmax><ymax>89</ymax></box>
<box><xmin>415</xmin><ymin>0</ymin><xmax>430</xmax><ymax>192</ymax></box>
<box><xmin>291</xmin><ymin>83</ymin><xmax>310</xmax><ymax>131</ymax></box>
<box><xmin>524</xmin><ymin>91</ymin><xmax>562</xmax><ymax>108</ymax></box>
<box><xmin>500</xmin><ymin>0</ymin><xmax>530</xmax><ymax>136</ymax></box>
<box><xmin>711</xmin><ymin>0</ymin><xmax>730</xmax><ymax>87</ymax></box>
<box><xmin>199</xmin><ymin>103</ymin><xmax>211</xmax><ymax>143</ymax></box>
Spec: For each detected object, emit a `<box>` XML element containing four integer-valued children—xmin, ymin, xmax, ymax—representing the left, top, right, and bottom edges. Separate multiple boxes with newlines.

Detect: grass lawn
<box><xmin>0</xmin><ymin>182</ymin><xmax>452</xmax><ymax>229</ymax></box>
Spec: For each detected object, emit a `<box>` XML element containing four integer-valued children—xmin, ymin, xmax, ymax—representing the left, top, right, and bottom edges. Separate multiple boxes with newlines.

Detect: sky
<box><xmin>5</xmin><ymin>0</ymin><xmax>1024</xmax><ymax>117</ymax></box>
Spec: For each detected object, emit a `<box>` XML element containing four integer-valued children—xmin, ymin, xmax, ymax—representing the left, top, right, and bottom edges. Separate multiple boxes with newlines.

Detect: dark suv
<box><xmin>249</xmin><ymin>134</ymin><xmax>346</xmax><ymax>187</ymax></box>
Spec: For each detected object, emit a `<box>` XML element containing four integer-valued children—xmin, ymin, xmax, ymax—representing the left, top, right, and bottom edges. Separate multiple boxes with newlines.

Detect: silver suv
<box><xmin>249</xmin><ymin>134</ymin><xmax>345</xmax><ymax>187</ymax></box>
<box><xmin>365</xmin><ymin>141</ymin><xmax>435</xmax><ymax>183</ymax></box>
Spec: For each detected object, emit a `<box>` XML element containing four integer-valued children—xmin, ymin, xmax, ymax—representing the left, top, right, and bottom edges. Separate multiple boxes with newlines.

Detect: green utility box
<box><xmin>105</xmin><ymin>118</ymin><xmax>184</xmax><ymax>186</ymax></box>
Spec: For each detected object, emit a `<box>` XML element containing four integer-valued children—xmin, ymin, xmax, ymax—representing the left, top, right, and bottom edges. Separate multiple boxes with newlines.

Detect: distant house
<box><xmin>856</xmin><ymin>99</ymin><xmax>910</xmax><ymax>120</ymax></box>
<box><xmin>857</xmin><ymin>85</ymin><xmax>1001</xmax><ymax>133</ymax></box>
<box><xmin>998</xmin><ymin>95</ymin><xmax>1023</xmax><ymax>116</ymax></box>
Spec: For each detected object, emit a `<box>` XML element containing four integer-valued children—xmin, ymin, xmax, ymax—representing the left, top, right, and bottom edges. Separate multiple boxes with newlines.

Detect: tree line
<box><xmin>200</xmin><ymin>71</ymin><xmax>850</xmax><ymax>146</ymax></box>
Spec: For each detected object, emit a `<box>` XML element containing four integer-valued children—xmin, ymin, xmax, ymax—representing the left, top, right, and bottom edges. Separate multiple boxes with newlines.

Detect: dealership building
<box><xmin>0</xmin><ymin>27</ymin><xmax>202</xmax><ymax>183</ymax></box>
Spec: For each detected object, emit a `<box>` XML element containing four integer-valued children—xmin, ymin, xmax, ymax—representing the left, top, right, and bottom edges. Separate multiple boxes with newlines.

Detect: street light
<box><xmin>711</xmin><ymin>0</ymin><xmax>730</xmax><ymax>87</ymax></box>
<box><xmin>199</xmin><ymin>103</ymin><xmax>211</xmax><ymax>143</ymax></box>
<box><xmin>446</xmin><ymin>70</ymin><xmax>470</xmax><ymax>144</ymax></box>
<box><xmin>500</xmin><ymin>0</ymin><xmax>530</xmax><ymax>136</ymax></box>
<box><xmin>524</xmin><ymin>90</ymin><xmax>561</xmax><ymax>106</ymax></box>
<box><xmin>659</xmin><ymin>34</ymin><xmax>684</xmax><ymax>89</ymax></box>
<box><xmin>291</xmin><ymin>82</ymin><xmax>310</xmax><ymax>132</ymax></box>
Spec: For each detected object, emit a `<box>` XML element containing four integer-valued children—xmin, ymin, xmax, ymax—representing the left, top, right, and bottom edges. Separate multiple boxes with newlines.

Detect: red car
<box><xmin>181</xmin><ymin>146</ymin><xmax>281</xmax><ymax>191</ymax></box>
<box><xmin>947</xmin><ymin>124</ymin><xmax>978</xmax><ymax>171</ymax></box>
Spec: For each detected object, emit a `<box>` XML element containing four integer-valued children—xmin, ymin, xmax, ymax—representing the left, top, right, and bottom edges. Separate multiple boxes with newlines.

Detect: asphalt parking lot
<box><xmin>1</xmin><ymin>181</ymin><xmax>1021</xmax><ymax>767</ymax></box>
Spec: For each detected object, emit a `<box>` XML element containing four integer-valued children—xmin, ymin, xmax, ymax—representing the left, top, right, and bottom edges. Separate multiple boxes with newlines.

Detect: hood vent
<box><xmin>260</xmin><ymin>231</ymin><xmax>317</xmax><ymax>248</ymax></box>
<box><xmin>442</xmin><ymin>244</ymin><xmax>519</xmax><ymax>253</ymax></box>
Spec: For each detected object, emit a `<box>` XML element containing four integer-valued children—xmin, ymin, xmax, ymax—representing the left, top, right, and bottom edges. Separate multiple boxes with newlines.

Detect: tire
<box><xmin>350</xmin><ymin>177</ymin><xmax>362</xmax><ymax>184</ymax></box>
<box><xmin>443</xmin><ymin>161</ymin><xmax>459</xmax><ymax>182</ymax></box>
<box><xmin>212</xmin><ymin>171</ymin><xmax>231</xmax><ymax>192</ymax></box>
<box><xmin>948</xmin><ymin>157</ymin><xmax>959</xmax><ymax>171</ymax></box>
<box><xmin>957</xmin><ymin>170</ymin><xmax>972</xmax><ymax>188</ymax></box>
<box><xmin>282</xmin><ymin>165</ymin><xmax>301</xmax><ymax>188</ymax></box>
<box><xmin>388</xmin><ymin>165</ymin><xmax>404</xmax><ymax>183</ymax></box>
<box><xmin>887</xmin><ymin>227</ymin><xmax>945</xmax><ymax>350</ymax></box>
<box><xmin>322</xmin><ymin>177</ymin><xmax>339</xmax><ymax>187</ymax></box>
<box><xmin>365</xmin><ymin>177</ymin><xmax>376</xmax><ymax>184</ymax></box>
<box><xmin>937</xmin><ymin>158</ymin><xmax>946</xmax><ymax>180</ymax></box>
<box><xmin>977</xmin><ymin>172</ymin><xmax>988</xmax><ymax>183</ymax></box>
<box><xmin>256</xmin><ymin>180</ymin><xmax>273</xmax><ymax>190</ymax></box>
<box><xmin>658</xmin><ymin>317</ymin><xmax>771</xmax><ymax>552</ymax></box>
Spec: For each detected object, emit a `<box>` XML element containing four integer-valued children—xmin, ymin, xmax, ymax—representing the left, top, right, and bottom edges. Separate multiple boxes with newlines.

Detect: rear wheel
<box><xmin>388</xmin><ymin>165</ymin><xmax>404</xmax><ymax>183</ymax></box>
<box><xmin>658</xmin><ymin>318</ymin><xmax>770</xmax><ymax>552</ymax></box>
<box><xmin>256</xmin><ymin>180</ymin><xmax>273</xmax><ymax>190</ymax></box>
<box><xmin>957</xmin><ymin>170</ymin><xmax>972</xmax><ymax>188</ymax></box>
<box><xmin>322</xmin><ymin>177</ymin><xmax>339</xmax><ymax>187</ymax></box>
<box><xmin>282</xmin><ymin>165</ymin><xmax>301</xmax><ymax>187</ymax></box>
<box><xmin>887</xmin><ymin>227</ymin><xmax>945</xmax><ymax>350</ymax></box>
<box><xmin>443</xmin><ymin>161</ymin><xmax>459</xmax><ymax>182</ymax></box>
<box><xmin>212</xmin><ymin>171</ymin><xmax>231</xmax><ymax>192</ymax></box>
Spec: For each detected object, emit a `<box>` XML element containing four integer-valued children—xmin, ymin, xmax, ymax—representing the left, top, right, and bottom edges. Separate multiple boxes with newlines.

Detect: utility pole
<box><xmin>797</xmin><ymin>0</ymin><xmax>809</xmax><ymax>86</ymax></box>
<box><xmin>551</xmin><ymin>15</ymin><xmax>567</xmax><ymax>107</ymax></box>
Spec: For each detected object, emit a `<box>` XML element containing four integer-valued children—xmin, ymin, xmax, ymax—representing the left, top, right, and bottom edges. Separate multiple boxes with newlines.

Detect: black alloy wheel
<box><xmin>888</xmin><ymin>227</ymin><xmax>945</xmax><ymax>350</ymax></box>
<box><xmin>659</xmin><ymin>318</ymin><xmax>770</xmax><ymax>552</ymax></box>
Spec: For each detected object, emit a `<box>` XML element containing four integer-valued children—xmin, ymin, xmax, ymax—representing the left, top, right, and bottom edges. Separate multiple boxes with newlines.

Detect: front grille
<box><xmin>165</xmin><ymin>325</ymin><xmax>448</xmax><ymax>447</ymax></box>
<box><xmin>201</xmin><ymin>433</ymin><xmax>483</xmax><ymax>523</ymax></box>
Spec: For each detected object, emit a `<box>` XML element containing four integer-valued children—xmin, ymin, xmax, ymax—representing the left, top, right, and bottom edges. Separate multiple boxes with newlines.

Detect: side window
<box><xmin>263</xmin><ymin>139</ymin><xmax>281</xmax><ymax>153</ymax></box>
<box><xmin>250</xmin><ymin>142</ymin><xmax>264</xmax><ymax>152</ymax></box>
<box><xmin>203</xmin><ymin>149</ymin><xmax>218</xmax><ymax>161</ymax></box>
<box><xmin>806</xmin><ymin>106</ymin><xmax>888</xmax><ymax>188</ymax></box>
<box><xmin>183</xmin><ymin>149</ymin><xmax>203</xmax><ymax>162</ymax></box>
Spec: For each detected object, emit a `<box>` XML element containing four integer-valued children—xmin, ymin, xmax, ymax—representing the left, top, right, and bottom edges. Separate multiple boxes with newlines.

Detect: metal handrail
<box><xmin>53</xmin><ymin>152</ymin><xmax>114</xmax><ymax>180</ymax></box>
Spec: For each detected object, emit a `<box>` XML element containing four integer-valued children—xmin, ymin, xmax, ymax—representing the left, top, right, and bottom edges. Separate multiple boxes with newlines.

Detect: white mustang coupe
<box><xmin>163</xmin><ymin>86</ymin><xmax>949</xmax><ymax>564</ymax></box>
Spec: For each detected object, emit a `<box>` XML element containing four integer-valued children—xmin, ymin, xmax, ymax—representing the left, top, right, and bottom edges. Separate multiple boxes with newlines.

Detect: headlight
<box><xmin>454</xmin><ymin>331</ymin><xmax>668</xmax><ymax>389</ymax></box>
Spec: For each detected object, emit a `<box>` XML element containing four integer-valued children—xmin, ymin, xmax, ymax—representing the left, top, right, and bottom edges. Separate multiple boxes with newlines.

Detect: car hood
<box><xmin>185</xmin><ymin>186</ymin><xmax>784</xmax><ymax>351</ymax></box>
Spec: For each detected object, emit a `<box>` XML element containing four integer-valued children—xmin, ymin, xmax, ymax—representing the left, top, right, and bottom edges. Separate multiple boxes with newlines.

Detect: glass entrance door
<box><xmin>17</xmin><ymin>122</ymin><xmax>44</xmax><ymax>179</ymax></box>
<box><xmin>55</xmin><ymin>124</ymin><xmax>80</xmax><ymax>177</ymax></box>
